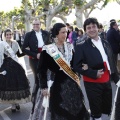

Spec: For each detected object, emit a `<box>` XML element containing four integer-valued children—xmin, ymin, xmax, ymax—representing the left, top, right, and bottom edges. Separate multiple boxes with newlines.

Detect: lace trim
<box><xmin>43</xmin><ymin>42</ymin><xmax>73</xmax><ymax>66</ymax></box>
<box><xmin>0</xmin><ymin>96</ymin><xmax>31</xmax><ymax>104</ymax></box>
<box><xmin>0</xmin><ymin>89</ymin><xmax>31</xmax><ymax>101</ymax></box>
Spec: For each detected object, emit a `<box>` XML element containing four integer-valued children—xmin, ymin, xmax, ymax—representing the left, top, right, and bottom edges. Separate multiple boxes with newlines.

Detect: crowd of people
<box><xmin>0</xmin><ymin>17</ymin><xmax>120</xmax><ymax>120</ymax></box>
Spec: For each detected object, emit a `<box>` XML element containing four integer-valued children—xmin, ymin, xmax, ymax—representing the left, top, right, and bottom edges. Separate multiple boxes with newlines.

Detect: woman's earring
<box><xmin>54</xmin><ymin>37</ymin><xmax>58</xmax><ymax>43</ymax></box>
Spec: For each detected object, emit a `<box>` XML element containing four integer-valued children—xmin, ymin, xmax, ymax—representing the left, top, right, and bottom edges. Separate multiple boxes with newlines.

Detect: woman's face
<box><xmin>56</xmin><ymin>27</ymin><xmax>67</xmax><ymax>43</ymax></box>
<box><xmin>69</xmin><ymin>28</ymin><xmax>72</xmax><ymax>32</ymax></box>
<box><xmin>78</xmin><ymin>31</ymin><xmax>82</xmax><ymax>36</ymax></box>
<box><xmin>5</xmin><ymin>31</ymin><xmax>12</xmax><ymax>41</ymax></box>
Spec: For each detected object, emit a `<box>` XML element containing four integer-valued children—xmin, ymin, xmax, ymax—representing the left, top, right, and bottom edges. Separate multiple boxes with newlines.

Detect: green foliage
<box><xmin>40</xmin><ymin>0</ymin><xmax>50</xmax><ymax>5</ymax></box>
<box><xmin>61</xmin><ymin>6</ymin><xmax>70</xmax><ymax>14</ymax></box>
<box><xmin>0</xmin><ymin>11</ymin><xmax>5</xmax><ymax>17</ymax></box>
<box><xmin>102</xmin><ymin>0</ymin><xmax>113</xmax><ymax>7</ymax></box>
<box><xmin>17</xmin><ymin>22</ymin><xmax>25</xmax><ymax>30</ymax></box>
<box><xmin>74</xmin><ymin>0</ymin><xmax>85</xmax><ymax>6</ymax></box>
<box><xmin>73</xmin><ymin>20</ymin><xmax>77</xmax><ymax>25</ymax></box>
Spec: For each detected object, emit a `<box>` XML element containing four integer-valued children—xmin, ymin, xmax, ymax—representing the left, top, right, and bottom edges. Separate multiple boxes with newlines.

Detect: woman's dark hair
<box><xmin>110</xmin><ymin>19</ymin><xmax>116</xmax><ymax>23</ymax></box>
<box><xmin>83</xmin><ymin>17</ymin><xmax>99</xmax><ymax>31</ymax></box>
<box><xmin>51</xmin><ymin>23</ymin><xmax>66</xmax><ymax>38</ymax></box>
<box><xmin>78</xmin><ymin>28</ymin><xmax>84</xmax><ymax>35</ymax></box>
<box><xmin>99</xmin><ymin>23</ymin><xmax>103</xmax><ymax>29</ymax></box>
<box><xmin>4</xmin><ymin>29</ymin><xmax>12</xmax><ymax>37</ymax></box>
<box><xmin>66</xmin><ymin>23</ymin><xmax>70</xmax><ymax>27</ymax></box>
<box><xmin>110</xmin><ymin>21</ymin><xmax>116</xmax><ymax>28</ymax></box>
<box><xmin>75</xmin><ymin>27</ymin><xmax>79</xmax><ymax>32</ymax></box>
<box><xmin>69</xmin><ymin>26</ymin><xmax>74</xmax><ymax>31</ymax></box>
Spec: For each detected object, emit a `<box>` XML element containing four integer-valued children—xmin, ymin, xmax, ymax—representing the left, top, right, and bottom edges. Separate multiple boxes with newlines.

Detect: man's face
<box><xmin>85</xmin><ymin>23</ymin><xmax>99</xmax><ymax>40</ymax></box>
<box><xmin>113</xmin><ymin>23</ymin><xmax>119</xmax><ymax>30</ymax></box>
<box><xmin>32</xmin><ymin>20</ymin><xmax>41</xmax><ymax>32</ymax></box>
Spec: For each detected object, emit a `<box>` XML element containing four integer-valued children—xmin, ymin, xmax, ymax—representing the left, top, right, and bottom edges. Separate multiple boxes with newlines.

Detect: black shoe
<box><xmin>11</xmin><ymin>108</ymin><xmax>16</xmax><ymax>112</ymax></box>
<box><xmin>16</xmin><ymin>104</ymin><xmax>20</xmax><ymax>110</ymax></box>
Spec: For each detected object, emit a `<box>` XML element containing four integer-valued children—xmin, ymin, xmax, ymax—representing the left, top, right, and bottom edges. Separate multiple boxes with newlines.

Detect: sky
<box><xmin>0</xmin><ymin>0</ymin><xmax>120</xmax><ymax>25</ymax></box>
<box><xmin>66</xmin><ymin>2</ymin><xmax>120</xmax><ymax>24</ymax></box>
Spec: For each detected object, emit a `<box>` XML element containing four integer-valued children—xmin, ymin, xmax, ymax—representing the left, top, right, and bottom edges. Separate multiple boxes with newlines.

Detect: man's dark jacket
<box><xmin>73</xmin><ymin>38</ymin><xmax>119</xmax><ymax>83</ymax></box>
<box><xmin>106</xmin><ymin>28</ymin><xmax>120</xmax><ymax>54</ymax></box>
<box><xmin>22</xmin><ymin>30</ymin><xmax>51</xmax><ymax>59</ymax></box>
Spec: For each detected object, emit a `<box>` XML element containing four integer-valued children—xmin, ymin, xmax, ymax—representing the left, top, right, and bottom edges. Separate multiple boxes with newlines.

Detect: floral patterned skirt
<box><xmin>32</xmin><ymin>89</ymin><xmax>51</xmax><ymax>120</ymax></box>
<box><xmin>31</xmin><ymin>78</ymin><xmax>90</xmax><ymax>120</ymax></box>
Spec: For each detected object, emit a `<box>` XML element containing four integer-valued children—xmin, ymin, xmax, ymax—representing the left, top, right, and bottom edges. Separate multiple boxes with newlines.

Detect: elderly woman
<box><xmin>0</xmin><ymin>29</ymin><xmax>31</xmax><ymax>112</ymax></box>
<box><xmin>31</xmin><ymin>23</ymin><xmax>90</xmax><ymax>120</ymax></box>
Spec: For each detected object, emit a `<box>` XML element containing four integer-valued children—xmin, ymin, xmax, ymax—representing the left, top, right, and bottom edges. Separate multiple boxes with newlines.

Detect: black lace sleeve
<box><xmin>37</xmin><ymin>50</ymin><xmax>48</xmax><ymax>89</ymax></box>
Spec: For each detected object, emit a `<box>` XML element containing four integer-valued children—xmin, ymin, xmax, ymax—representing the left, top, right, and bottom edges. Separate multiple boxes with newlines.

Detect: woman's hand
<box><xmin>82</xmin><ymin>64</ymin><xmax>88</xmax><ymax>70</ymax></box>
<box><xmin>41</xmin><ymin>88</ymin><xmax>50</xmax><ymax>97</ymax></box>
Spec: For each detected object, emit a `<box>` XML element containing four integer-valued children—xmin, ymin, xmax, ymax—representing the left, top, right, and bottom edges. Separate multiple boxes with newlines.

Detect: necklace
<box><xmin>56</xmin><ymin>44</ymin><xmax>65</xmax><ymax>56</ymax></box>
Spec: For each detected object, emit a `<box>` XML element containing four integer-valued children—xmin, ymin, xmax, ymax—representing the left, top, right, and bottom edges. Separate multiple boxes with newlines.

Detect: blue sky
<box><xmin>0</xmin><ymin>0</ymin><xmax>120</xmax><ymax>24</ymax></box>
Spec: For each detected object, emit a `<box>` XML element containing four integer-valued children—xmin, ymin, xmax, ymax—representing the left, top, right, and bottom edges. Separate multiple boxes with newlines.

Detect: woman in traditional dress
<box><xmin>31</xmin><ymin>23</ymin><xmax>90</xmax><ymax>120</ymax></box>
<box><xmin>0</xmin><ymin>29</ymin><xmax>31</xmax><ymax>112</ymax></box>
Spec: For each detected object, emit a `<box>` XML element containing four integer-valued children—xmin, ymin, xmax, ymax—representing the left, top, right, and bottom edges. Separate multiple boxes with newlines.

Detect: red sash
<box><xmin>29</xmin><ymin>48</ymin><xmax>42</xmax><ymax>59</ymax></box>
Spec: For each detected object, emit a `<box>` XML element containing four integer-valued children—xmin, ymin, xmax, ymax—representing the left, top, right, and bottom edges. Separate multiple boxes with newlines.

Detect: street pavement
<box><xmin>0</xmin><ymin>56</ymin><xmax>117</xmax><ymax>120</ymax></box>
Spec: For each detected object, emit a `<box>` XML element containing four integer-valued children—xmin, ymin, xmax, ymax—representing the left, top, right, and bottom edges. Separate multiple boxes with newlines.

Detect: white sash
<box><xmin>43</xmin><ymin>44</ymin><xmax>80</xmax><ymax>86</ymax></box>
<box><xmin>2</xmin><ymin>41</ymin><xmax>18</xmax><ymax>62</ymax></box>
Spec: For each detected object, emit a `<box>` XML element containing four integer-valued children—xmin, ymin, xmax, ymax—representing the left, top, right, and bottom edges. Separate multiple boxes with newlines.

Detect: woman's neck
<box><xmin>56</xmin><ymin>41</ymin><xmax>64</xmax><ymax>46</ymax></box>
<box><xmin>6</xmin><ymin>40</ymin><xmax>11</xmax><ymax>44</ymax></box>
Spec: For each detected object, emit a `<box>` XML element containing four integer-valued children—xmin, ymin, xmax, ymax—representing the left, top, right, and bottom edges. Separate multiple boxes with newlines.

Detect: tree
<box><xmin>116</xmin><ymin>0</ymin><xmax>120</xmax><ymax>4</ymax></box>
<box><xmin>74</xmin><ymin>0</ymin><xmax>112</xmax><ymax>28</ymax></box>
<box><xmin>83</xmin><ymin>0</ymin><xmax>112</xmax><ymax>19</ymax></box>
<box><xmin>37</xmin><ymin>0</ymin><xmax>73</xmax><ymax>30</ymax></box>
<box><xmin>0</xmin><ymin>11</ymin><xmax>5</xmax><ymax>30</ymax></box>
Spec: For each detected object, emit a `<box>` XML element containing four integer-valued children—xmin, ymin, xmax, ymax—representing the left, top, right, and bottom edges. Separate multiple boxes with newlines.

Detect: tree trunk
<box><xmin>25</xmin><ymin>16</ymin><xmax>31</xmax><ymax>32</ymax></box>
<box><xmin>56</xmin><ymin>15</ymin><xmax>67</xmax><ymax>23</ymax></box>
<box><xmin>75</xmin><ymin>6</ymin><xmax>84</xmax><ymax>28</ymax></box>
<box><xmin>46</xmin><ymin>15</ymin><xmax>54</xmax><ymax>31</ymax></box>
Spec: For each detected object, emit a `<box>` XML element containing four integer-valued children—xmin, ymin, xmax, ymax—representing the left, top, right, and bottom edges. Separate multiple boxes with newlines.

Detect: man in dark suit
<box><xmin>14</xmin><ymin>30</ymin><xmax>21</xmax><ymax>47</ymax></box>
<box><xmin>22</xmin><ymin>18</ymin><xmax>50</xmax><ymax>113</ymax></box>
<box><xmin>73</xmin><ymin>18</ymin><xmax>119</xmax><ymax>120</ymax></box>
<box><xmin>106</xmin><ymin>20</ymin><xmax>120</xmax><ymax>66</ymax></box>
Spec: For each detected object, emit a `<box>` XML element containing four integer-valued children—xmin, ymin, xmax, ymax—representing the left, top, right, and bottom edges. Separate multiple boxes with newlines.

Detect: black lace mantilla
<box><xmin>0</xmin><ymin>89</ymin><xmax>30</xmax><ymax>100</ymax></box>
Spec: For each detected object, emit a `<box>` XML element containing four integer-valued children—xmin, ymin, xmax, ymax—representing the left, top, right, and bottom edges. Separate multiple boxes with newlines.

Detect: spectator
<box><xmin>99</xmin><ymin>23</ymin><xmax>106</xmax><ymax>40</ymax></box>
<box><xmin>66</xmin><ymin>23</ymin><xmax>70</xmax><ymax>40</ymax></box>
<box><xmin>14</xmin><ymin>30</ymin><xmax>22</xmax><ymax>47</ymax></box>
<box><xmin>106</xmin><ymin>19</ymin><xmax>120</xmax><ymax>66</ymax></box>
<box><xmin>72</xmin><ymin>27</ymin><xmax>79</xmax><ymax>48</ymax></box>
<box><xmin>68</xmin><ymin>26</ymin><xmax>74</xmax><ymax>43</ymax></box>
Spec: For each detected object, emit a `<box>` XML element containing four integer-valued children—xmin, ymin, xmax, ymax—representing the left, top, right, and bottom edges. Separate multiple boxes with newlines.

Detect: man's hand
<box><xmin>37</xmin><ymin>53</ymin><xmax>40</xmax><ymax>59</ymax></box>
<box><xmin>41</xmin><ymin>88</ymin><xmax>50</xmax><ymax>97</ymax></box>
<box><xmin>97</xmin><ymin>69</ymin><xmax>104</xmax><ymax>78</ymax></box>
<box><xmin>82</xmin><ymin>64</ymin><xmax>88</xmax><ymax>70</ymax></box>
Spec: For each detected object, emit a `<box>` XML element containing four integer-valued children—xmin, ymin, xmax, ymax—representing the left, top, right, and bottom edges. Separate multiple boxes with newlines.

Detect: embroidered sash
<box><xmin>45</xmin><ymin>44</ymin><xmax>80</xmax><ymax>86</ymax></box>
<box><xmin>2</xmin><ymin>41</ymin><xmax>18</xmax><ymax>62</ymax></box>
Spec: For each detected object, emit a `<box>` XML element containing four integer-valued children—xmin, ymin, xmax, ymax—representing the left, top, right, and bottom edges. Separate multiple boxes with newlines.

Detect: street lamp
<box><xmin>11</xmin><ymin>15</ymin><xmax>21</xmax><ymax>31</ymax></box>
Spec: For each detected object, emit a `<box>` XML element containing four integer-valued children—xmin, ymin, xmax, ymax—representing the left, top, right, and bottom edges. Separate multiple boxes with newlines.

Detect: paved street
<box><xmin>0</xmin><ymin>56</ymin><xmax>117</xmax><ymax>120</ymax></box>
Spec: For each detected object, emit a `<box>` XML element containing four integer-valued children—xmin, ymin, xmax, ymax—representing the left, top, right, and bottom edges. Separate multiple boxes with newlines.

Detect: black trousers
<box><xmin>84</xmin><ymin>81</ymin><xmax>112</xmax><ymax>118</ymax></box>
<box><xmin>29</xmin><ymin>58</ymin><xmax>39</xmax><ymax>85</ymax></box>
<box><xmin>114</xmin><ymin>53</ymin><xmax>118</xmax><ymax>67</ymax></box>
<box><xmin>17</xmin><ymin>40</ymin><xmax>21</xmax><ymax>48</ymax></box>
<box><xmin>115</xmin><ymin>87</ymin><xmax>120</xmax><ymax>120</ymax></box>
<box><xmin>29</xmin><ymin>58</ymin><xmax>39</xmax><ymax>113</ymax></box>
